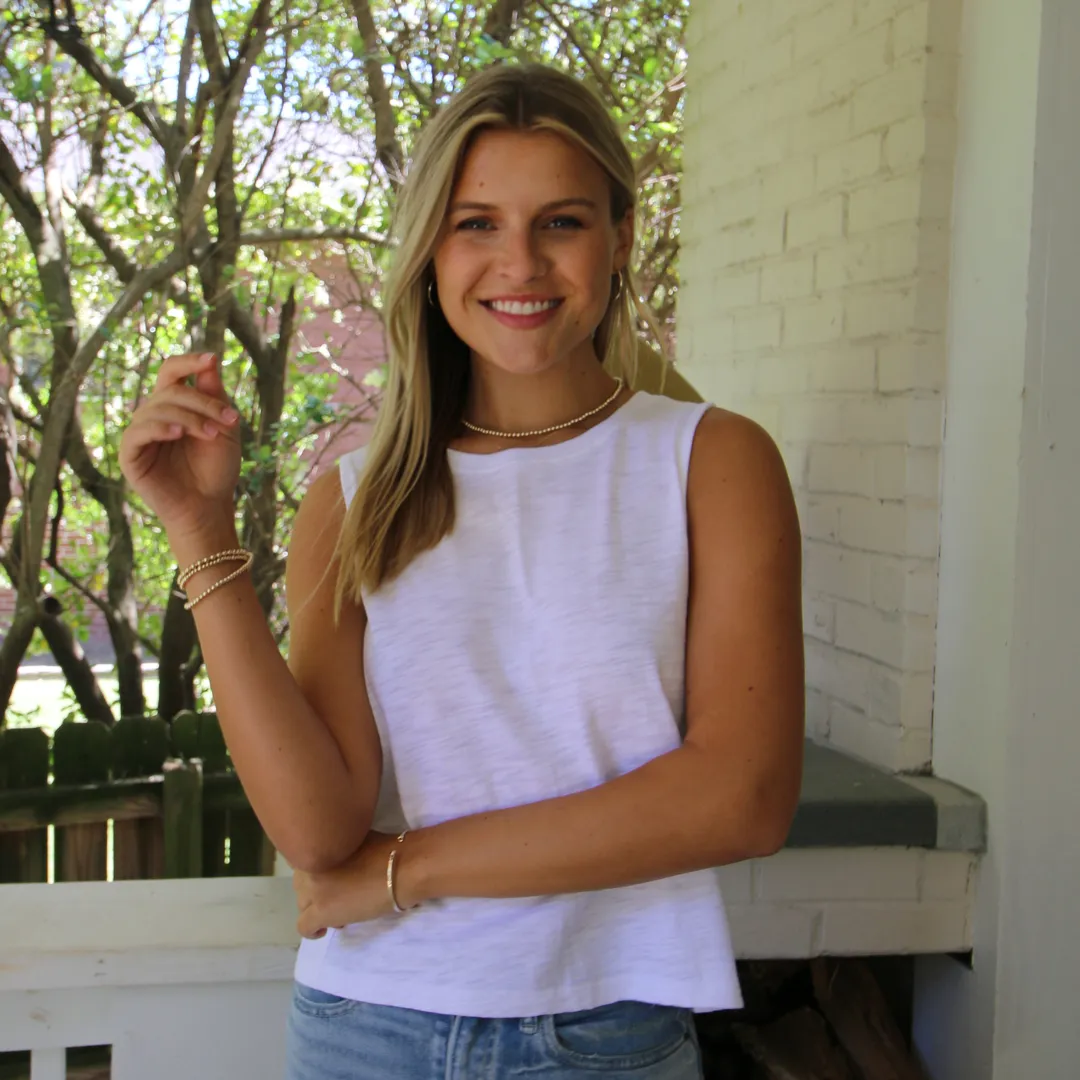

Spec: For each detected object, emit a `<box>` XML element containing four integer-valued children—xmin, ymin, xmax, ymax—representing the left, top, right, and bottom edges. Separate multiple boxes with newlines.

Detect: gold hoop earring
<box><xmin>427</xmin><ymin>279</ymin><xmax>437</xmax><ymax>306</ymax></box>
<box><xmin>611</xmin><ymin>273</ymin><xmax>624</xmax><ymax>303</ymax></box>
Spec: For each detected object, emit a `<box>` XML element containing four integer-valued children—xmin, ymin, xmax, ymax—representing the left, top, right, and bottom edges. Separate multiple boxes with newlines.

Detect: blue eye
<box><xmin>547</xmin><ymin>216</ymin><xmax>584</xmax><ymax>230</ymax></box>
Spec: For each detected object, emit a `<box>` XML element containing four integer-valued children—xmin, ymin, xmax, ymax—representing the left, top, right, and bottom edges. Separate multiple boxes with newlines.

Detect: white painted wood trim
<box><xmin>0</xmin><ymin>878</ymin><xmax>298</xmax><ymax>952</ymax></box>
<box><xmin>30</xmin><ymin>1048</ymin><xmax>65</xmax><ymax>1080</ymax></box>
<box><xmin>0</xmin><ymin>849</ymin><xmax>976</xmax><ymax>989</ymax></box>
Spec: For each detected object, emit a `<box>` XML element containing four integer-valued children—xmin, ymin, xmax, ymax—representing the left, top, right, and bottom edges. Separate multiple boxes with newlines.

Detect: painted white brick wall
<box><xmin>681</xmin><ymin>0</ymin><xmax>961</xmax><ymax>771</ymax></box>
<box><xmin>724</xmin><ymin>847</ymin><xmax>976</xmax><ymax>957</ymax></box>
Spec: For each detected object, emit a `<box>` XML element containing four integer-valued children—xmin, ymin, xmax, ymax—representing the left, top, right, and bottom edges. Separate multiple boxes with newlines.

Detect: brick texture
<box><xmin>680</xmin><ymin>0</ymin><xmax>962</xmax><ymax>772</ymax></box>
<box><xmin>725</xmin><ymin>847</ymin><xmax>975</xmax><ymax>957</ymax></box>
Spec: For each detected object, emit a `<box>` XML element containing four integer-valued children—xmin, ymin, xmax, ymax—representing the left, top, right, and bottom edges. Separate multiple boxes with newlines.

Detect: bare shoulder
<box><xmin>688</xmin><ymin>408</ymin><xmax>796</xmax><ymax>520</ymax></box>
<box><xmin>293</xmin><ymin>465</ymin><xmax>347</xmax><ymax>533</ymax></box>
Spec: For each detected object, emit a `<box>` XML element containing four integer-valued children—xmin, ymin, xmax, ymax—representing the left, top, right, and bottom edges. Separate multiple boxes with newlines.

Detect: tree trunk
<box><xmin>157</xmin><ymin>571</ymin><xmax>198</xmax><ymax>721</ymax></box>
<box><xmin>36</xmin><ymin>596</ymin><xmax>115</xmax><ymax>726</ymax></box>
<box><xmin>0</xmin><ymin>604</ymin><xmax>38</xmax><ymax>729</ymax></box>
<box><xmin>111</xmin><ymin>617</ymin><xmax>146</xmax><ymax>719</ymax></box>
<box><xmin>244</xmin><ymin>287</ymin><xmax>294</xmax><ymax>616</ymax></box>
<box><xmin>64</xmin><ymin>436</ymin><xmax>146</xmax><ymax>718</ymax></box>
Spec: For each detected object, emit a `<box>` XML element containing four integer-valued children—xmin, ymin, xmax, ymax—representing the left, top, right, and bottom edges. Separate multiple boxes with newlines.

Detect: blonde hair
<box><xmin>335</xmin><ymin>63</ymin><xmax>661</xmax><ymax>603</ymax></box>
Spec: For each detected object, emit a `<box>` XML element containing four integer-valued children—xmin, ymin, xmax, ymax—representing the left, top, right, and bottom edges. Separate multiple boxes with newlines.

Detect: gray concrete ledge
<box><xmin>786</xmin><ymin>740</ymin><xmax>986</xmax><ymax>852</ymax></box>
<box><xmin>896</xmin><ymin>773</ymin><xmax>987</xmax><ymax>852</ymax></box>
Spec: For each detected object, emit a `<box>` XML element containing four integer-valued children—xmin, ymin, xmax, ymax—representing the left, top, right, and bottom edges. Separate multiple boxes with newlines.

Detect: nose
<box><xmin>497</xmin><ymin>224</ymin><xmax>548</xmax><ymax>282</ymax></box>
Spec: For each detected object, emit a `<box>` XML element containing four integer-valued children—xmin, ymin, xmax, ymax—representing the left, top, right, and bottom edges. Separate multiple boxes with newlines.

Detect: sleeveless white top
<box><xmin>294</xmin><ymin>391</ymin><xmax>742</xmax><ymax>1017</ymax></box>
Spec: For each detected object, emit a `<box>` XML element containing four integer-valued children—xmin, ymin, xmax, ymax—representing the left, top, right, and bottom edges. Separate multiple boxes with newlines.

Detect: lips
<box><xmin>477</xmin><ymin>296</ymin><xmax>564</xmax><ymax>330</ymax></box>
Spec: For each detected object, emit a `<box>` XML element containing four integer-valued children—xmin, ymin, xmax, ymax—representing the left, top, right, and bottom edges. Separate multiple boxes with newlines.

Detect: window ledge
<box><xmin>787</xmin><ymin>740</ymin><xmax>986</xmax><ymax>853</ymax></box>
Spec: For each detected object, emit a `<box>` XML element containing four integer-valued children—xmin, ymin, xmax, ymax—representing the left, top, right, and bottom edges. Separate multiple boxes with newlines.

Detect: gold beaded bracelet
<box><xmin>177</xmin><ymin>548</ymin><xmax>250</xmax><ymax>589</ymax></box>
<box><xmin>179</xmin><ymin>548</ymin><xmax>254</xmax><ymax>611</ymax></box>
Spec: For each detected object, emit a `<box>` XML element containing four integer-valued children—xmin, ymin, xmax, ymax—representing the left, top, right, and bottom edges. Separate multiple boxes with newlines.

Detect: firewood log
<box><xmin>811</xmin><ymin>959</ymin><xmax>926</xmax><ymax>1080</ymax></box>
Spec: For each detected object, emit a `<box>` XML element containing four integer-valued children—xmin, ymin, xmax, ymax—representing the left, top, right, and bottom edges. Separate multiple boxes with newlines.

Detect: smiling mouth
<box><xmin>481</xmin><ymin>298</ymin><xmax>563</xmax><ymax>316</ymax></box>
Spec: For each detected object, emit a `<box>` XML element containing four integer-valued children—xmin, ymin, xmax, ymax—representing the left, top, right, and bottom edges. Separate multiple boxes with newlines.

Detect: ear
<box><xmin>612</xmin><ymin>208</ymin><xmax>634</xmax><ymax>273</ymax></box>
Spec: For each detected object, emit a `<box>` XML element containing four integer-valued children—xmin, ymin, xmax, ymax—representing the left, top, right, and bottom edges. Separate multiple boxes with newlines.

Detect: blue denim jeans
<box><xmin>286</xmin><ymin>983</ymin><xmax>704</xmax><ymax>1079</ymax></box>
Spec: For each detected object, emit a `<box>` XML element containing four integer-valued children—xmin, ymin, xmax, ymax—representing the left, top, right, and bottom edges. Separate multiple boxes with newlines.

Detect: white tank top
<box><xmin>294</xmin><ymin>391</ymin><xmax>742</xmax><ymax>1017</ymax></box>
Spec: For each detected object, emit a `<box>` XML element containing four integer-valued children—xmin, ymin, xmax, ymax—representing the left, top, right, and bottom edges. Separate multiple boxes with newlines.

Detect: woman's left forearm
<box><xmin>395</xmin><ymin>740</ymin><xmax>799</xmax><ymax>908</ymax></box>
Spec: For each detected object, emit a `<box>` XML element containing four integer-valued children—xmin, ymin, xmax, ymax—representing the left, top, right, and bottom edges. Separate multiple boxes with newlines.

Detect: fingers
<box><xmin>131</xmin><ymin>401</ymin><xmax>234</xmax><ymax>444</ymax></box>
<box><xmin>297</xmin><ymin>911</ymin><xmax>326</xmax><ymax>939</ymax></box>
<box><xmin>193</xmin><ymin>355</ymin><xmax>228</xmax><ymax>402</ymax></box>
<box><xmin>120</xmin><ymin>418</ymin><xmax>185</xmax><ymax>459</ymax></box>
<box><xmin>151</xmin><ymin>383</ymin><xmax>239</xmax><ymax>430</ymax></box>
<box><xmin>153</xmin><ymin>352</ymin><xmax>218</xmax><ymax>393</ymax></box>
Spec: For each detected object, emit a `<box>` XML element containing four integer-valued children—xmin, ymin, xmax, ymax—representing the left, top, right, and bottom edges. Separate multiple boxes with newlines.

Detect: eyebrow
<box><xmin>448</xmin><ymin>197</ymin><xmax>599</xmax><ymax>215</ymax></box>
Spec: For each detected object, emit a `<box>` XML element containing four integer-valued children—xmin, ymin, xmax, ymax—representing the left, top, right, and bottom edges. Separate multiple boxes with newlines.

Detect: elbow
<box><xmin>721</xmin><ymin>787</ymin><xmax>800</xmax><ymax>862</ymax></box>
<box><xmin>284</xmin><ymin>844</ymin><xmax>350</xmax><ymax>875</ymax></box>
<box><xmin>731</xmin><ymin>754</ymin><xmax>803</xmax><ymax>861</ymax></box>
<box><xmin>272</xmin><ymin>811</ymin><xmax>374</xmax><ymax>874</ymax></box>
<box><xmin>743</xmin><ymin>814</ymin><xmax>792</xmax><ymax>859</ymax></box>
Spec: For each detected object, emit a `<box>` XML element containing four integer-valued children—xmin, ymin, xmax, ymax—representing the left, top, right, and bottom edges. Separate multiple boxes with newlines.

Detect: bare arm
<box><xmin>172</xmin><ymin>469</ymin><xmax>380</xmax><ymax>872</ymax></box>
<box><xmin>121</xmin><ymin>354</ymin><xmax>380</xmax><ymax>872</ymax></box>
<box><xmin>295</xmin><ymin>410</ymin><xmax>804</xmax><ymax>930</ymax></box>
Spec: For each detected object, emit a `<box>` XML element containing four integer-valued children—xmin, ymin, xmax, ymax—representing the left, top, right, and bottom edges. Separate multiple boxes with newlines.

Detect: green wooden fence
<box><xmin>0</xmin><ymin>713</ymin><xmax>274</xmax><ymax>883</ymax></box>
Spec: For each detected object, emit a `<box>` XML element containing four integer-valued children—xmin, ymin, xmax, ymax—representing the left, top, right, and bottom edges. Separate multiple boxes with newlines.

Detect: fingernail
<box><xmin>203</xmin><ymin>421</ymin><xmax>219</xmax><ymax>436</ymax></box>
<box><xmin>313</xmin><ymin>929</ymin><xmax>326</xmax><ymax>939</ymax></box>
<box><xmin>221</xmin><ymin>407</ymin><xmax>239</xmax><ymax>423</ymax></box>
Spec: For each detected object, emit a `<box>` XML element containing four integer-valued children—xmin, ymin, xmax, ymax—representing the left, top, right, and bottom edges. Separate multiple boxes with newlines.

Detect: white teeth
<box><xmin>488</xmin><ymin>299</ymin><xmax>559</xmax><ymax>316</ymax></box>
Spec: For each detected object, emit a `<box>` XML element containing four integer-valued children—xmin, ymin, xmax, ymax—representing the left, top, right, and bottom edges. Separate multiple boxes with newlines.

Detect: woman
<box><xmin>120</xmin><ymin>63</ymin><xmax>804</xmax><ymax>1079</ymax></box>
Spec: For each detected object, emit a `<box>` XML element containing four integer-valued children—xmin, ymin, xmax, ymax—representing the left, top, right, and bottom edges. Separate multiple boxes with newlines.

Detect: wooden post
<box><xmin>0</xmin><ymin>727</ymin><xmax>50</xmax><ymax>882</ymax></box>
<box><xmin>163</xmin><ymin>758</ymin><xmax>203</xmax><ymax>878</ymax></box>
<box><xmin>111</xmin><ymin>717</ymin><xmax>169</xmax><ymax>879</ymax></box>
<box><xmin>174</xmin><ymin>711</ymin><xmax>231</xmax><ymax>876</ymax></box>
<box><xmin>53</xmin><ymin>722</ymin><xmax>111</xmax><ymax>882</ymax></box>
<box><xmin>225</xmin><ymin>806</ymin><xmax>274</xmax><ymax>876</ymax></box>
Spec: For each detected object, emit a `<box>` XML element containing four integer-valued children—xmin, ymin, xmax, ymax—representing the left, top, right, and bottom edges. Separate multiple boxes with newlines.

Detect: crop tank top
<box><xmin>294</xmin><ymin>390</ymin><xmax>742</xmax><ymax>1017</ymax></box>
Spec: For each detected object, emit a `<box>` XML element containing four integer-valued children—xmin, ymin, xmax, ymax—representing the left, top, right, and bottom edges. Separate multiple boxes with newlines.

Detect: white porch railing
<box><xmin>0</xmin><ymin>879</ymin><xmax>297</xmax><ymax>1080</ymax></box>
<box><xmin>0</xmin><ymin>847</ymin><xmax>977</xmax><ymax>1079</ymax></box>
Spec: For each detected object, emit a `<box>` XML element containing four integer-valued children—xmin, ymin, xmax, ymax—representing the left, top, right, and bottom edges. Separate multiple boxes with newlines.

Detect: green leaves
<box><xmin>10</xmin><ymin>65</ymin><xmax>37</xmax><ymax>104</ymax></box>
<box><xmin>474</xmin><ymin>33</ymin><xmax>517</xmax><ymax>65</ymax></box>
<box><xmin>362</xmin><ymin>364</ymin><xmax>387</xmax><ymax>389</ymax></box>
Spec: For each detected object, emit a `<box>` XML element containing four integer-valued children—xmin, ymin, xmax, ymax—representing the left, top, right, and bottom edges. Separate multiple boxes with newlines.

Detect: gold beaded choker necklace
<box><xmin>461</xmin><ymin>379</ymin><xmax>624</xmax><ymax>440</ymax></box>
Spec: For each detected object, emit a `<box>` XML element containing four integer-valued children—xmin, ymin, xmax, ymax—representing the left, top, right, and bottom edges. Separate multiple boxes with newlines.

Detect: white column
<box><xmin>915</xmin><ymin>0</ymin><xmax>1080</xmax><ymax>1076</ymax></box>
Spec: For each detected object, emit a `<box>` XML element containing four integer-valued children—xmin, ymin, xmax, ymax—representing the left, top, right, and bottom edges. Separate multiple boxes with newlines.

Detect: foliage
<box><xmin>0</xmin><ymin>0</ymin><xmax>687</xmax><ymax>724</ymax></box>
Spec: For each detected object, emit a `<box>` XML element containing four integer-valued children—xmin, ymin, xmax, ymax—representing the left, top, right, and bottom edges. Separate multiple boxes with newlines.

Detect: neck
<box><xmin>464</xmin><ymin>352</ymin><xmax>618</xmax><ymax>436</ymax></box>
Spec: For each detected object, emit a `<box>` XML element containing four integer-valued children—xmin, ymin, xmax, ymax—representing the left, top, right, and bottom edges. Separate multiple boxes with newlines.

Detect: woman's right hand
<box><xmin>119</xmin><ymin>353</ymin><xmax>242</xmax><ymax>537</ymax></box>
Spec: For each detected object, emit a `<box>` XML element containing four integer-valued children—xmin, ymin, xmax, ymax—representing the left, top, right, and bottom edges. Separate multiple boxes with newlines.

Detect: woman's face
<box><xmin>432</xmin><ymin>128</ymin><xmax>632</xmax><ymax>378</ymax></box>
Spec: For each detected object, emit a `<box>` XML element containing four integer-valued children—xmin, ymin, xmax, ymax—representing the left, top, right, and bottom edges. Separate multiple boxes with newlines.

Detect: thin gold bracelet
<box><xmin>386</xmin><ymin>830</ymin><xmax>410</xmax><ymax>914</ymax></box>
<box><xmin>183</xmin><ymin>551</ymin><xmax>254</xmax><ymax>611</ymax></box>
<box><xmin>177</xmin><ymin>547</ymin><xmax>251</xmax><ymax>589</ymax></box>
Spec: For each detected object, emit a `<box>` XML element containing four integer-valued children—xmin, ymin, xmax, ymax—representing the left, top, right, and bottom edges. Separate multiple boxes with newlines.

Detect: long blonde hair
<box><xmin>336</xmin><ymin>63</ymin><xmax>658</xmax><ymax>603</ymax></box>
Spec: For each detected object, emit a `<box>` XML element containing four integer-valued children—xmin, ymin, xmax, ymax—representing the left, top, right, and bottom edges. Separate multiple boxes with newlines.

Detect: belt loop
<box><xmin>519</xmin><ymin>1015</ymin><xmax>539</xmax><ymax>1034</ymax></box>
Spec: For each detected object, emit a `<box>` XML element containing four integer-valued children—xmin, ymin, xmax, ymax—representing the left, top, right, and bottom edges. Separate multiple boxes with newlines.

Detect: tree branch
<box><xmin>71</xmin><ymin>201</ymin><xmax>138</xmax><ymax>280</ymax></box>
<box><xmin>175</xmin><ymin>1</ymin><xmax>198</xmax><ymax>140</ymax></box>
<box><xmin>71</xmin><ymin>201</ymin><xmax>287</xmax><ymax>375</ymax></box>
<box><xmin>47</xmin><ymin>33</ymin><xmax>179</xmax><ymax>169</ymax></box>
<box><xmin>180</xmin><ymin>0</ymin><xmax>272</xmax><ymax>238</ymax></box>
<box><xmin>531</xmin><ymin>0</ymin><xmax>614</xmax><ymax>99</ymax></box>
<box><xmin>483</xmin><ymin>0</ymin><xmax>528</xmax><ymax>44</ymax></box>
<box><xmin>0</xmin><ymin>133</ymin><xmax>43</xmax><ymax>244</ymax></box>
<box><xmin>192</xmin><ymin>0</ymin><xmax>229</xmax><ymax>82</ymax></box>
<box><xmin>633</xmin><ymin>80</ymin><xmax>684</xmax><ymax>184</ymax></box>
<box><xmin>238</xmin><ymin>225</ymin><xmax>391</xmax><ymax>247</ymax></box>
<box><xmin>348</xmin><ymin>0</ymin><xmax>405</xmax><ymax>187</ymax></box>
